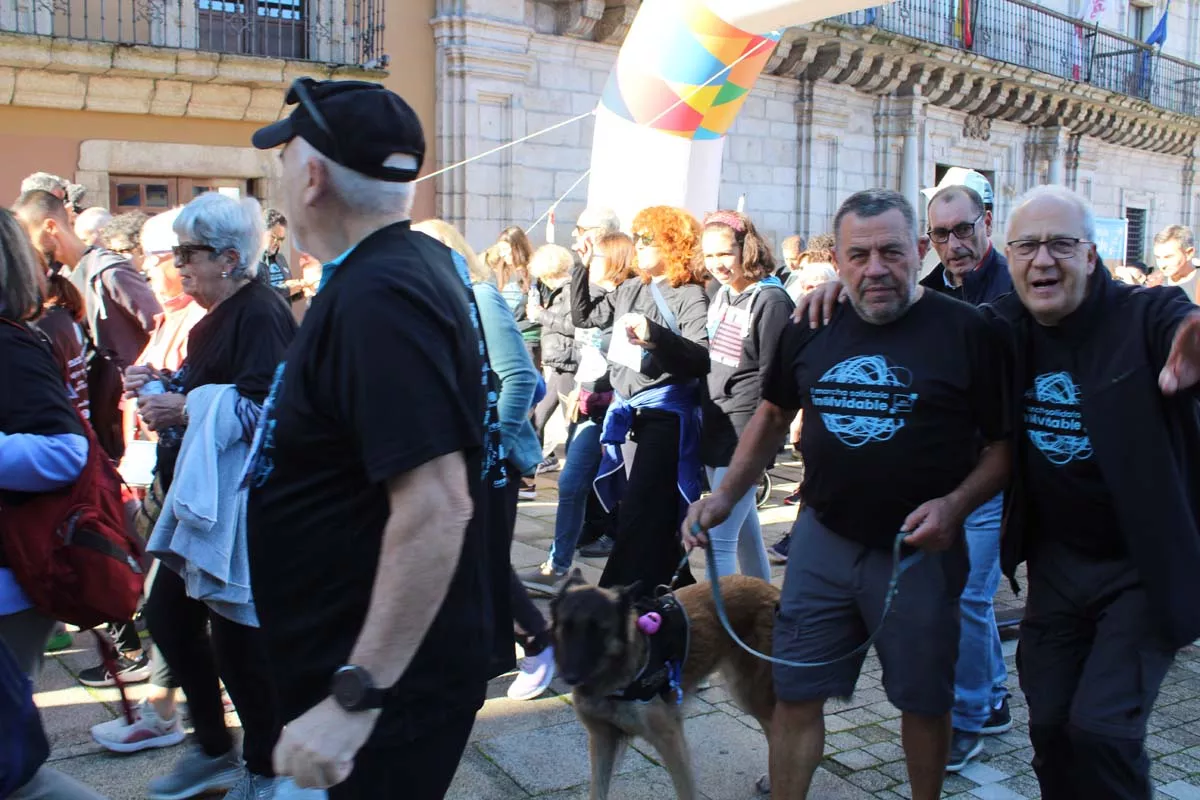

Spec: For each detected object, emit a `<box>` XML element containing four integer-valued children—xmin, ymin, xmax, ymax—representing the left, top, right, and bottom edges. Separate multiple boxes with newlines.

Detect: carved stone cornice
<box><xmin>557</xmin><ymin>0</ymin><xmax>607</xmax><ymax>39</ymax></box>
<box><xmin>593</xmin><ymin>0</ymin><xmax>638</xmax><ymax>44</ymax></box>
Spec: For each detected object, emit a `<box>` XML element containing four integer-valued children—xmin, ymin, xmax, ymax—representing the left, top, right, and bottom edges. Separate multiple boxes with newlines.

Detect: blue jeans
<box><xmin>952</xmin><ymin>493</ymin><xmax>1008</xmax><ymax>732</ymax></box>
<box><xmin>703</xmin><ymin>467</ymin><xmax>771</xmax><ymax>580</ymax></box>
<box><xmin>549</xmin><ymin>419</ymin><xmax>602</xmax><ymax>572</ymax></box>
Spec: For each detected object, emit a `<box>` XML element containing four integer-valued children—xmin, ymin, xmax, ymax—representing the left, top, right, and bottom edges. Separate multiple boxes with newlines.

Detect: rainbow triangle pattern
<box><xmin>600</xmin><ymin>0</ymin><xmax>781</xmax><ymax>140</ymax></box>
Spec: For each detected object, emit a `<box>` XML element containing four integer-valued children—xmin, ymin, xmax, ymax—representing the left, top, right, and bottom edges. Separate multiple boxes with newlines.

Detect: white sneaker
<box><xmin>507</xmin><ymin>645</ymin><xmax>556</xmax><ymax>700</ymax></box>
<box><xmin>90</xmin><ymin>698</ymin><xmax>186</xmax><ymax>754</ymax></box>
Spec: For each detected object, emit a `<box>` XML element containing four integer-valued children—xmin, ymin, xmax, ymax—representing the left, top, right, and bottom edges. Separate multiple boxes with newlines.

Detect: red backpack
<box><xmin>0</xmin><ymin>319</ymin><xmax>145</xmax><ymax>630</ymax></box>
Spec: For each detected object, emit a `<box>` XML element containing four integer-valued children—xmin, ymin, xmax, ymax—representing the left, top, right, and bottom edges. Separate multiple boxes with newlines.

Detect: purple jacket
<box><xmin>70</xmin><ymin>248</ymin><xmax>162</xmax><ymax>367</ymax></box>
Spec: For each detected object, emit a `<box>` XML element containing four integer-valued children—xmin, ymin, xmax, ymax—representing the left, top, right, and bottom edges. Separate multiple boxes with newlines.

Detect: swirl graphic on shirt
<box><xmin>1024</xmin><ymin>371</ymin><xmax>1093</xmax><ymax>465</ymax></box>
<box><xmin>811</xmin><ymin>355</ymin><xmax>918</xmax><ymax>448</ymax></box>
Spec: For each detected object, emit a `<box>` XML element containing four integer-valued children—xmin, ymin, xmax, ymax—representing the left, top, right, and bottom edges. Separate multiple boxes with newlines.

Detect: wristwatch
<box><xmin>330</xmin><ymin>665</ymin><xmax>385</xmax><ymax>712</ymax></box>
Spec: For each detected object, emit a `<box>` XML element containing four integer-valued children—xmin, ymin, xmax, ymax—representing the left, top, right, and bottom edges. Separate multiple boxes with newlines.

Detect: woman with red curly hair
<box><xmin>571</xmin><ymin>205</ymin><xmax>710</xmax><ymax>595</ymax></box>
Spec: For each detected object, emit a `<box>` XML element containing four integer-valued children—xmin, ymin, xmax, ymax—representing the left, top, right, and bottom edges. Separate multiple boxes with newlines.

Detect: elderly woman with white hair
<box><xmin>116</xmin><ymin>192</ymin><xmax>299</xmax><ymax>800</ymax></box>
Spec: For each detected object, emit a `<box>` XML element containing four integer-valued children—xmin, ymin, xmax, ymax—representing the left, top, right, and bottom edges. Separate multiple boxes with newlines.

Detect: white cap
<box><xmin>922</xmin><ymin>167</ymin><xmax>994</xmax><ymax>207</ymax></box>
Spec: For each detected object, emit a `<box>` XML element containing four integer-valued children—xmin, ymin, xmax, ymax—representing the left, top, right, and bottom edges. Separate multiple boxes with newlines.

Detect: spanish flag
<box><xmin>954</xmin><ymin>0</ymin><xmax>974</xmax><ymax>48</ymax></box>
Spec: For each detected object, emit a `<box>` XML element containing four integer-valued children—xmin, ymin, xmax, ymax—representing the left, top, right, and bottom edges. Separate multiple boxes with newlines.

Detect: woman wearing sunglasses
<box><xmin>571</xmin><ymin>205</ymin><xmax>710</xmax><ymax>596</ymax></box>
<box><xmin>120</xmin><ymin>192</ymin><xmax>299</xmax><ymax>800</ymax></box>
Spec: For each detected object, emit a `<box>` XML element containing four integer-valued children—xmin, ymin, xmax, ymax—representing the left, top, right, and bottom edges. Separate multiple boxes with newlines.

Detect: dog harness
<box><xmin>610</xmin><ymin>593</ymin><xmax>690</xmax><ymax>704</ymax></box>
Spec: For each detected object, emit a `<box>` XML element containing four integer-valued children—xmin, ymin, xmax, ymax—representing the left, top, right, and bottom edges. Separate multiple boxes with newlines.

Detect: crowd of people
<box><xmin>1</xmin><ymin>77</ymin><xmax>1199</xmax><ymax>800</ymax></box>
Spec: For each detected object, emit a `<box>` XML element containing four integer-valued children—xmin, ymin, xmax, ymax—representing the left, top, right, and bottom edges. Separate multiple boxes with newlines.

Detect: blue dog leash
<box><xmin>682</xmin><ymin>525</ymin><xmax>924</xmax><ymax>669</ymax></box>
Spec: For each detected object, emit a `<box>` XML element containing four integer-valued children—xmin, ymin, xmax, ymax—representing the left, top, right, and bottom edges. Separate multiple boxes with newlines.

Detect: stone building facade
<box><xmin>434</xmin><ymin>0</ymin><xmax>1200</xmax><ymax>263</ymax></box>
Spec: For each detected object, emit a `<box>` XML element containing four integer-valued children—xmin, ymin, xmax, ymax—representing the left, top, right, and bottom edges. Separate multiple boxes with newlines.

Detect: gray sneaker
<box><xmin>146</xmin><ymin>746</ymin><xmax>242</xmax><ymax>800</ymax></box>
<box><xmin>520</xmin><ymin>560</ymin><xmax>566</xmax><ymax>595</ymax></box>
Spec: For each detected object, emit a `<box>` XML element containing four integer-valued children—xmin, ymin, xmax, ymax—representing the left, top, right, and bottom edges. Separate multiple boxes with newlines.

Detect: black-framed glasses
<box><xmin>173</xmin><ymin>244</ymin><xmax>218</xmax><ymax>264</ymax></box>
<box><xmin>633</xmin><ymin>232</ymin><xmax>655</xmax><ymax>247</ymax></box>
<box><xmin>1007</xmin><ymin>237</ymin><xmax>1092</xmax><ymax>259</ymax></box>
<box><xmin>291</xmin><ymin>78</ymin><xmax>342</xmax><ymax>165</ymax></box>
<box><xmin>928</xmin><ymin>214</ymin><xmax>983</xmax><ymax>244</ymax></box>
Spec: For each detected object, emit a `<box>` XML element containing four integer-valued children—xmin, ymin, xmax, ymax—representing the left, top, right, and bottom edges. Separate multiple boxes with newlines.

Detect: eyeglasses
<box><xmin>291</xmin><ymin>78</ymin><xmax>343</xmax><ymax>165</ymax></box>
<box><xmin>1007</xmin><ymin>237</ymin><xmax>1091</xmax><ymax>259</ymax></box>
<box><xmin>173</xmin><ymin>244</ymin><xmax>218</xmax><ymax>264</ymax></box>
<box><xmin>110</xmin><ymin>246</ymin><xmax>141</xmax><ymax>257</ymax></box>
<box><xmin>633</xmin><ymin>232</ymin><xmax>655</xmax><ymax>247</ymax></box>
<box><xmin>928</xmin><ymin>214</ymin><xmax>983</xmax><ymax>244</ymax></box>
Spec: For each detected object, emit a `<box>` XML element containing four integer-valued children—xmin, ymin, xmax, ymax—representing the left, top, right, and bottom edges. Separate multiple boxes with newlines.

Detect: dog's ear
<box><xmin>550</xmin><ymin>568</ymin><xmax>587</xmax><ymax>618</ymax></box>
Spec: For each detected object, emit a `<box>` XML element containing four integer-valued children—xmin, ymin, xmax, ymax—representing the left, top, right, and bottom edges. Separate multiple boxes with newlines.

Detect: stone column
<box><xmin>1041</xmin><ymin>126</ymin><xmax>1067</xmax><ymax>185</ymax></box>
<box><xmin>894</xmin><ymin>92</ymin><xmax>927</xmax><ymax>224</ymax></box>
<box><xmin>1184</xmin><ymin>146</ymin><xmax>1197</xmax><ymax>229</ymax></box>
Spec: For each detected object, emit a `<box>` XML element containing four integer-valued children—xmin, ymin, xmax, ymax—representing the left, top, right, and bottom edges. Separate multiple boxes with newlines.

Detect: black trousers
<box><xmin>499</xmin><ymin>467</ymin><xmax>550</xmax><ymax>656</ymax></box>
<box><xmin>599</xmin><ymin>410</ymin><xmax>694</xmax><ymax>596</ymax></box>
<box><xmin>533</xmin><ymin>366</ymin><xmax>576</xmax><ymax>446</ymax></box>
<box><xmin>144</xmin><ymin>566</ymin><xmax>281</xmax><ymax>776</ymax></box>
<box><xmin>1018</xmin><ymin>543</ymin><xmax>1175</xmax><ymax>800</ymax></box>
<box><xmin>329</xmin><ymin>712</ymin><xmax>476</xmax><ymax>800</ymax></box>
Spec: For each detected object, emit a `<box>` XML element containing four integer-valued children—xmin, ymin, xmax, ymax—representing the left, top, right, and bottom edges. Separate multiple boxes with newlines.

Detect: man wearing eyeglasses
<box><xmin>570</xmin><ymin>206</ymin><xmax>620</xmax><ymax>265</ymax></box>
<box><xmin>988</xmin><ymin>185</ymin><xmax>1200</xmax><ymax>799</ymax></box>
<box><xmin>917</xmin><ymin>181</ymin><xmax>1014</xmax><ymax>773</ymax></box>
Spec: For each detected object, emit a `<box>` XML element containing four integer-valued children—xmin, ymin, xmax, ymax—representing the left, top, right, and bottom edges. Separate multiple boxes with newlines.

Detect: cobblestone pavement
<box><xmin>35</xmin><ymin>458</ymin><xmax>1200</xmax><ymax>799</ymax></box>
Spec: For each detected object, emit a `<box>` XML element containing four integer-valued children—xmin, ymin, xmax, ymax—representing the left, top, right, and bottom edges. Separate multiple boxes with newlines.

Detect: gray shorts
<box><xmin>773</xmin><ymin>508</ymin><xmax>968</xmax><ymax>716</ymax></box>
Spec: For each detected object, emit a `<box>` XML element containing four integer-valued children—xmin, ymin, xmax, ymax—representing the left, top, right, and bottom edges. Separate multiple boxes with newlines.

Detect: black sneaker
<box><xmin>535</xmin><ymin>454</ymin><xmax>561</xmax><ymax>475</ymax></box>
<box><xmin>946</xmin><ymin>729</ymin><xmax>984</xmax><ymax>772</ymax></box>
<box><xmin>769</xmin><ymin>535</ymin><xmax>791</xmax><ymax>564</ymax></box>
<box><xmin>579</xmin><ymin>535</ymin><xmax>614</xmax><ymax>558</ymax></box>
<box><xmin>78</xmin><ymin>653</ymin><xmax>151</xmax><ymax>688</ymax></box>
<box><xmin>980</xmin><ymin>695</ymin><xmax>1013</xmax><ymax>735</ymax></box>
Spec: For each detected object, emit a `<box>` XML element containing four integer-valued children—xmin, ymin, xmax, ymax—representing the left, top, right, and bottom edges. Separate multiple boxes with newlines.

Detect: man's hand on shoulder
<box><xmin>791</xmin><ymin>280</ymin><xmax>845</xmax><ymax>329</ymax></box>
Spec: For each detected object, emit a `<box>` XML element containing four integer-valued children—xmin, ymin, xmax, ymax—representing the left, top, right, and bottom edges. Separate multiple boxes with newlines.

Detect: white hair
<box><xmin>1008</xmin><ymin>184</ymin><xmax>1097</xmax><ymax>243</ymax></box>
<box><xmin>74</xmin><ymin>207</ymin><xmax>111</xmax><ymax>244</ymax></box>
<box><xmin>141</xmin><ymin>207</ymin><xmax>183</xmax><ymax>254</ymax></box>
<box><xmin>174</xmin><ymin>192</ymin><xmax>265</xmax><ymax>278</ymax></box>
<box><xmin>294</xmin><ymin>138</ymin><xmax>415</xmax><ymax>217</ymax></box>
<box><xmin>577</xmin><ymin>207</ymin><xmax>620</xmax><ymax>234</ymax></box>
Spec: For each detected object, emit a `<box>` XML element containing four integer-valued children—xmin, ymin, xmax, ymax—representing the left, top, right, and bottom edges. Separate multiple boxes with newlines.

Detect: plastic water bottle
<box><xmin>139</xmin><ymin>380</ymin><xmax>165</xmax><ymax>397</ymax></box>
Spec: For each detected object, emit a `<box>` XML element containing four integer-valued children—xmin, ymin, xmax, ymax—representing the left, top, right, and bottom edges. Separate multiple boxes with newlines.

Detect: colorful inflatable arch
<box><xmin>587</xmin><ymin>0</ymin><xmax>882</xmax><ymax>227</ymax></box>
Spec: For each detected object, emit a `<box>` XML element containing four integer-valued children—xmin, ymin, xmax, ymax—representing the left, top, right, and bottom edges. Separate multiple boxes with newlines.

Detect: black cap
<box><xmin>252</xmin><ymin>78</ymin><xmax>424</xmax><ymax>183</ymax></box>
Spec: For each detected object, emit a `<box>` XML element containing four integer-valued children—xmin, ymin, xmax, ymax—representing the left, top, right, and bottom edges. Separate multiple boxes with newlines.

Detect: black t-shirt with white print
<box><xmin>246</xmin><ymin>222</ymin><xmax>495</xmax><ymax>742</ymax></box>
<box><xmin>701</xmin><ymin>282</ymin><xmax>794</xmax><ymax>466</ymax></box>
<box><xmin>762</xmin><ymin>290</ymin><xmax>1009</xmax><ymax>549</ymax></box>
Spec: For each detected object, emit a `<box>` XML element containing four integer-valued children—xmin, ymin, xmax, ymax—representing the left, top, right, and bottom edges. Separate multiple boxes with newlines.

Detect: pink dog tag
<box><xmin>637</xmin><ymin>612</ymin><xmax>662</xmax><ymax>635</ymax></box>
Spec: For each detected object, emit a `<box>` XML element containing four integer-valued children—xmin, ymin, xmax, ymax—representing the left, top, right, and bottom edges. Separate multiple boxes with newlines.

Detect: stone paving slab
<box><xmin>31</xmin><ymin>459</ymin><xmax>1200</xmax><ymax>798</ymax></box>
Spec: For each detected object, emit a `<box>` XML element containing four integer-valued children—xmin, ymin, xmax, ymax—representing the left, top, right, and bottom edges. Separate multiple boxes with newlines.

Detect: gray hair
<box><xmin>1154</xmin><ymin>224</ymin><xmax>1195</xmax><ymax>253</ymax></box>
<box><xmin>295</xmin><ymin>138</ymin><xmax>415</xmax><ymax>218</ymax></box>
<box><xmin>929</xmin><ymin>185</ymin><xmax>985</xmax><ymax>218</ymax></box>
<box><xmin>834</xmin><ymin>190</ymin><xmax>918</xmax><ymax>245</ymax></box>
<box><xmin>577</xmin><ymin>207</ymin><xmax>620</xmax><ymax>234</ymax></box>
<box><xmin>174</xmin><ymin>193</ymin><xmax>265</xmax><ymax>279</ymax></box>
<box><xmin>75</xmin><ymin>207</ymin><xmax>112</xmax><ymax>245</ymax></box>
<box><xmin>1008</xmin><ymin>185</ymin><xmax>1097</xmax><ymax>242</ymax></box>
<box><xmin>20</xmin><ymin>172</ymin><xmax>68</xmax><ymax>196</ymax></box>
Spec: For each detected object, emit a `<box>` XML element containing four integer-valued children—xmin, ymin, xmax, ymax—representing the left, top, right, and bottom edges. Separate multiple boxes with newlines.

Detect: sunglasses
<box><xmin>292</xmin><ymin>78</ymin><xmax>343</xmax><ymax>165</ymax></box>
<box><xmin>633</xmin><ymin>232</ymin><xmax>655</xmax><ymax>247</ymax></box>
<box><xmin>173</xmin><ymin>244</ymin><xmax>218</xmax><ymax>264</ymax></box>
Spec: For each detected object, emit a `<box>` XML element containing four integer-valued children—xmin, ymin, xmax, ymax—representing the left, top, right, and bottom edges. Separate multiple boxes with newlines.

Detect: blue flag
<box><xmin>1145</xmin><ymin>2</ymin><xmax>1169</xmax><ymax>46</ymax></box>
<box><xmin>864</xmin><ymin>6</ymin><xmax>878</xmax><ymax>24</ymax></box>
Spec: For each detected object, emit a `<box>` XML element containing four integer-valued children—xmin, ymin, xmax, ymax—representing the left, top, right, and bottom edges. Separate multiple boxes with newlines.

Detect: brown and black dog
<box><xmin>550</xmin><ymin>570</ymin><xmax>780</xmax><ymax>800</ymax></box>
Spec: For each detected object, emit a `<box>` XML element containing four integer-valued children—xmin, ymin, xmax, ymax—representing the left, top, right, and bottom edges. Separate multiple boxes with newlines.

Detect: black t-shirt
<box><xmin>702</xmin><ymin>282</ymin><xmax>794</xmax><ymax>466</ymax></box>
<box><xmin>246</xmin><ymin>222</ymin><xmax>493</xmax><ymax>742</ymax></box>
<box><xmin>1022</xmin><ymin>325</ymin><xmax>1125</xmax><ymax>559</ymax></box>
<box><xmin>763</xmin><ymin>290</ymin><xmax>1009</xmax><ymax>548</ymax></box>
<box><xmin>155</xmin><ymin>280</ymin><xmax>296</xmax><ymax>491</ymax></box>
<box><xmin>0</xmin><ymin>319</ymin><xmax>84</xmax><ymax>438</ymax></box>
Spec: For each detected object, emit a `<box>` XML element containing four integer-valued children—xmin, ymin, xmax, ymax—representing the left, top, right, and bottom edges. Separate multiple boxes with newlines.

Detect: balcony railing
<box><xmin>0</xmin><ymin>0</ymin><xmax>386</xmax><ymax>68</ymax></box>
<box><xmin>836</xmin><ymin>0</ymin><xmax>1200</xmax><ymax>117</ymax></box>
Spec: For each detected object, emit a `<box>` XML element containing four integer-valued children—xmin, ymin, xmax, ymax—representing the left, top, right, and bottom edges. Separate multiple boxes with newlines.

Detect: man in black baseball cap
<box><xmin>246</xmin><ymin>78</ymin><xmax>502</xmax><ymax>797</ymax></box>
